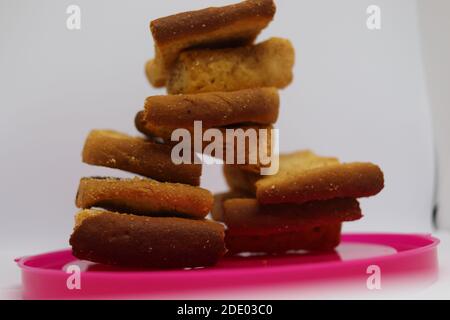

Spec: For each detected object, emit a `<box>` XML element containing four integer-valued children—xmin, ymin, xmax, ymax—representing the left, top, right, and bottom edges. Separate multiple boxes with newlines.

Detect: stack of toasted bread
<box><xmin>69</xmin><ymin>0</ymin><xmax>384</xmax><ymax>268</ymax></box>
<box><xmin>70</xmin><ymin>129</ymin><xmax>226</xmax><ymax>268</ymax></box>
<box><xmin>143</xmin><ymin>0</ymin><xmax>383</xmax><ymax>255</ymax></box>
<box><xmin>217</xmin><ymin>151</ymin><xmax>384</xmax><ymax>254</ymax></box>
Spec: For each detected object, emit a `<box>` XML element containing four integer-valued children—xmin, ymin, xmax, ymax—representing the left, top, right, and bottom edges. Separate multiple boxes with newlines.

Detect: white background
<box><xmin>1</xmin><ymin>0</ymin><xmax>448</xmax><ymax>299</ymax></box>
<box><xmin>418</xmin><ymin>0</ymin><xmax>450</xmax><ymax>230</ymax></box>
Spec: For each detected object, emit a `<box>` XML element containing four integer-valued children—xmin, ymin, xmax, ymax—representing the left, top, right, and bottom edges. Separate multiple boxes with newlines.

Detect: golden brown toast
<box><xmin>136</xmin><ymin>109</ymin><xmax>275</xmax><ymax>173</ymax></box>
<box><xmin>76</xmin><ymin>177</ymin><xmax>213</xmax><ymax>219</ymax></box>
<box><xmin>140</xmin><ymin>87</ymin><xmax>279</xmax><ymax>134</ymax></box>
<box><xmin>223</xmin><ymin>151</ymin><xmax>384</xmax><ymax>204</ymax></box>
<box><xmin>82</xmin><ymin>130</ymin><xmax>202</xmax><ymax>186</ymax></box>
<box><xmin>147</xmin><ymin>0</ymin><xmax>276</xmax><ymax>87</ymax></box>
<box><xmin>70</xmin><ymin>209</ymin><xmax>226</xmax><ymax>268</ymax></box>
<box><xmin>167</xmin><ymin>37</ymin><xmax>295</xmax><ymax>94</ymax></box>
<box><xmin>211</xmin><ymin>192</ymin><xmax>361</xmax><ymax>233</ymax></box>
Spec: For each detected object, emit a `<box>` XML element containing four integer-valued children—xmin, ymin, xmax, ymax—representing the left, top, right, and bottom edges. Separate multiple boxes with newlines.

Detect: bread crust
<box><xmin>225</xmin><ymin>223</ymin><xmax>342</xmax><ymax>255</ymax></box>
<box><xmin>142</xmin><ymin>87</ymin><xmax>279</xmax><ymax>130</ymax></box>
<box><xmin>76</xmin><ymin>177</ymin><xmax>213</xmax><ymax>219</ymax></box>
<box><xmin>223</xmin><ymin>151</ymin><xmax>384</xmax><ymax>204</ymax></box>
<box><xmin>82</xmin><ymin>130</ymin><xmax>201</xmax><ymax>186</ymax></box>
<box><xmin>256</xmin><ymin>161</ymin><xmax>385</xmax><ymax>205</ymax></box>
<box><xmin>167</xmin><ymin>37</ymin><xmax>295</xmax><ymax>94</ymax></box>
<box><xmin>137</xmin><ymin>109</ymin><xmax>273</xmax><ymax>151</ymax></box>
<box><xmin>70</xmin><ymin>210</ymin><xmax>226</xmax><ymax>268</ymax></box>
<box><xmin>211</xmin><ymin>191</ymin><xmax>353</xmax><ymax>255</ymax></box>
<box><xmin>216</xmin><ymin>196</ymin><xmax>361</xmax><ymax>234</ymax></box>
<box><xmin>148</xmin><ymin>0</ymin><xmax>276</xmax><ymax>86</ymax></box>
<box><xmin>151</xmin><ymin>0</ymin><xmax>275</xmax><ymax>44</ymax></box>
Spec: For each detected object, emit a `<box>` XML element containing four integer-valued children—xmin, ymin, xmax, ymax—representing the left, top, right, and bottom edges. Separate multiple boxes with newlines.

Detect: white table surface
<box><xmin>2</xmin><ymin>231</ymin><xmax>449</xmax><ymax>300</ymax></box>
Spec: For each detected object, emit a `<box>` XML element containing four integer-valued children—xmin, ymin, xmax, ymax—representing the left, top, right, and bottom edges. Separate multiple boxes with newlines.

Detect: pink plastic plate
<box><xmin>16</xmin><ymin>233</ymin><xmax>439</xmax><ymax>299</ymax></box>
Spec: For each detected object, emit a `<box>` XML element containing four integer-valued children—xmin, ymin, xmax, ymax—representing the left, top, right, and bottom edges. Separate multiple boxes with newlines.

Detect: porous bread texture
<box><xmin>223</xmin><ymin>150</ymin><xmax>384</xmax><ymax>204</ymax></box>
<box><xmin>82</xmin><ymin>130</ymin><xmax>202</xmax><ymax>186</ymax></box>
<box><xmin>167</xmin><ymin>37</ymin><xmax>295</xmax><ymax>94</ymax></box>
<box><xmin>147</xmin><ymin>0</ymin><xmax>276</xmax><ymax>87</ymax></box>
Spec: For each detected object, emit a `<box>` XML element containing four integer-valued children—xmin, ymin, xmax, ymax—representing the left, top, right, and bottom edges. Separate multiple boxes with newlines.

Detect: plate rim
<box><xmin>15</xmin><ymin>232</ymin><xmax>440</xmax><ymax>278</ymax></box>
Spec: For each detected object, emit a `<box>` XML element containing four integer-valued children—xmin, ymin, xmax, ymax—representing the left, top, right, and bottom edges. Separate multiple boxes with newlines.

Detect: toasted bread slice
<box><xmin>76</xmin><ymin>177</ymin><xmax>213</xmax><ymax>219</ymax></box>
<box><xmin>82</xmin><ymin>130</ymin><xmax>201</xmax><ymax>186</ymax></box>
<box><xmin>147</xmin><ymin>0</ymin><xmax>276</xmax><ymax>87</ymax></box>
<box><xmin>136</xmin><ymin>110</ymin><xmax>275</xmax><ymax>173</ymax></box>
<box><xmin>226</xmin><ymin>223</ymin><xmax>342</xmax><ymax>255</ymax></box>
<box><xmin>70</xmin><ymin>209</ymin><xmax>226</xmax><ymax>268</ymax></box>
<box><xmin>140</xmin><ymin>87</ymin><xmax>279</xmax><ymax>133</ymax></box>
<box><xmin>223</xmin><ymin>151</ymin><xmax>384</xmax><ymax>204</ymax></box>
<box><xmin>255</xmin><ymin>151</ymin><xmax>384</xmax><ymax>204</ymax></box>
<box><xmin>212</xmin><ymin>193</ymin><xmax>361</xmax><ymax>233</ymax></box>
<box><xmin>167</xmin><ymin>37</ymin><xmax>295</xmax><ymax>94</ymax></box>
